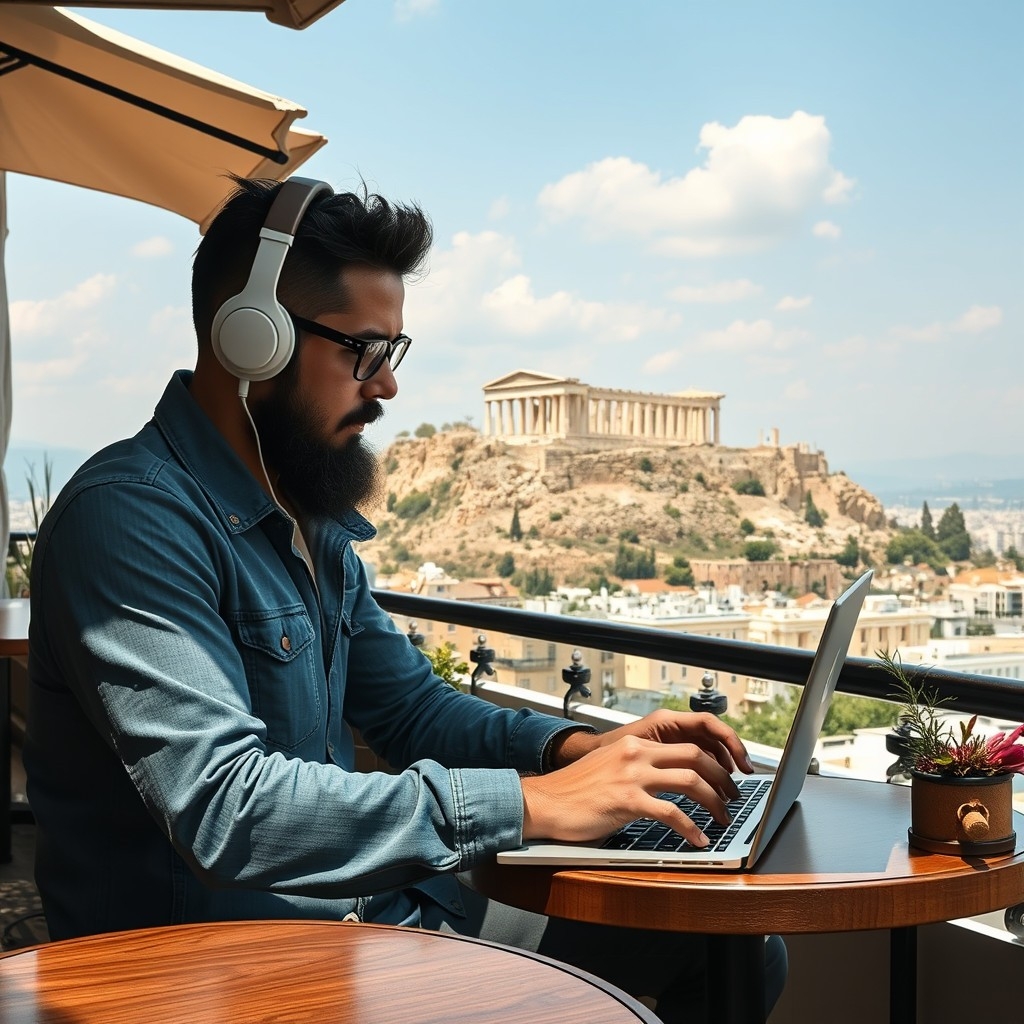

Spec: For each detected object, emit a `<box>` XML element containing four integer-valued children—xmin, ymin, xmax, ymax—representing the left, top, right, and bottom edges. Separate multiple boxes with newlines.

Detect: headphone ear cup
<box><xmin>208</xmin><ymin>176</ymin><xmax>332</xmax><ymax>385</ymax></box>
<box><xmin>211</xmin><ymin>298</ymin><xmax>295</xmax><ymax>382</ymax></box>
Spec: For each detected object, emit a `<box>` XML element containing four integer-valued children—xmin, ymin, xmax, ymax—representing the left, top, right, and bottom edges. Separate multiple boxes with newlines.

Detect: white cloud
<box><xmin>823</xmin><ymin>335</ymin><xmax>870</xmax><ymax>360</ymax></box>
<box><xmin>951</xmin><ymin>305</ymin><xmax>1003</xmax><ymax>333</ymax></box>
<box><xmin>405</xmin><ymin>229</ymin><xmax>681</xmax><ymax>346</ymax></box>
<box><xmin>394</xmin><ymin>0</ymin><xmax>438</xmax><ymax>21</ymax></box>
<box><xmin>812</xmin><ymin>220</ymin><xmax>841</xmax><ymax>239</ymax></box>
<box><xmin>783</xmin><ymin>379</ymin><xmax>811</xmax><ymax>401</ymax></box>
<box><xmin>131</xmin><ymin>236</ymin><xmax>173</xmax><ymax>258</ymax></box>
<box><xmin>10</xmin><ymin>274</ymin><xmax>117</xmax><ymax>334</ymax></box>
<box><xmin>669</xmin><ymin>279</ymin><xmax>762</xmax><ymax>304</ymax></box>
<box><xmin>643</xmin><ymin>350</ymin><xmax>681</xmax><ymax>374</ymax></box>
<box><xmin>823</xmin><ymin>172</ymin><xmax>855</xmax><ymax>204</ymax></box>
<box><xmin>538</xmin><ymin>111</ymin><xmax>855</xmax><ymax>257</ymax></box>
<box><xmin>14</xmin><ymin>349</ymin><xmax>91</xmax><ymax>386</ymax></box>
<box><xmin>775</xmin><ymin>295</ymin><xmax>813</xmax><ymax>311</ymax></box>
<box><xmin>694</xmin><ymin>319</ymin><xmax>806</xmax><ymax>353</ymax></box>
<box><xmin>481</xmin><ymin>274</ymin><xmax>679</xmax><ymax>341</ymax></box>
<box><xmin>148</xmin><ymin>305</ymin><xmax>193</xmax><ymax>341</ymax></box>
<box><xmin>889</xmin><ymin>321</ymin><xmax>944</xmax><ymax>343</ymax></box>
<box><xmin>488</xmin><ymin>196</ymin><xmax>511</xmax><ymax>221</ymax></box>
<box><xmin>889</xmin><ymin>305</ymin><xmax>1003</xmax><ymax>346</ymax></box>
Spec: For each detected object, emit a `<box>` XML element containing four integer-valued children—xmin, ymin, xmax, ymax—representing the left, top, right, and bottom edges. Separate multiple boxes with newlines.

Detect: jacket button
<box><xmin>228</xmin><ymin>515</ymin><xmax>240</xmax><ymax>525</ymax></box>
<box><xmin>280</xmin><ymin>636</ymin><xmax>291</xmax><ymax>652</ymax></box>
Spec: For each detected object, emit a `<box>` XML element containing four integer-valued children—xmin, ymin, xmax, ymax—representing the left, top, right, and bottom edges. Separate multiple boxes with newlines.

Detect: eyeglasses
<box><xmin>287</xmin><ymin>311</ymin><xmax>412</xmax><ymax>381</ymax></box>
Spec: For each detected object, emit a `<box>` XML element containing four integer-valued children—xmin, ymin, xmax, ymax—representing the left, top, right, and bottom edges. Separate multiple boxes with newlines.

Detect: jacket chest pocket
<box><xmin>235</xmin><ymin>608</ymin><xmax>320</xmax><ymax>750</ymax></box>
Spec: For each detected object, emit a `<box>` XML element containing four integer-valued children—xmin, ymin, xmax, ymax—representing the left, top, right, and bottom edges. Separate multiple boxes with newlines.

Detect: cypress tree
<box><xmin>920</xmin><ymin>501</ymin><xmax>935</xmax><ymax>539</ymax></box>
<box><xmin>509</xmin><ymin>505</ymin><xmax>523</xmax><ymax>542</ymax></box>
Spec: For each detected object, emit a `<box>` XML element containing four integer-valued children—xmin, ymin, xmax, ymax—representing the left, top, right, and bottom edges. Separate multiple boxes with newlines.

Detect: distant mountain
<box><xmin>3</xmin><ymin>444</ymin><xmax>91</xmax><ymax>502</ymax></box>
<box><xmin>840</xmin><ymin>453</ymin><xmax>1023</xmax><ymax>508</ymax></box>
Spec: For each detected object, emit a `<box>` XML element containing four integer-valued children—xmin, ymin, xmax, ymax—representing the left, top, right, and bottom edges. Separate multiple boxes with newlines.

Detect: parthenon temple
<box><xmin>482</xmin><ymin>371</ymin><xmax>724</xmax><ymax>447</ymax></box>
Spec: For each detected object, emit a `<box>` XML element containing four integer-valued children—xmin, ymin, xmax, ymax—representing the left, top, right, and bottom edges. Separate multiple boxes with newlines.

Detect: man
<box><xmin>25</xmin><ymin>176</ymin><xmax>785</xmax><ymax>1020</ymax></box>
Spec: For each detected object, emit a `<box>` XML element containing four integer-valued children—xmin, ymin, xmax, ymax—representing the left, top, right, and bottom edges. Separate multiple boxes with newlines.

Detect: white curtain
<box><xmin>0</xmin><ymin>172</ymin><xmax>10</xmax><ymax>597</ymax></box>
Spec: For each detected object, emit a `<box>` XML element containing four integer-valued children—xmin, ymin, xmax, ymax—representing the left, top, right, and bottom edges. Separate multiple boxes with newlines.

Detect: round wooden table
<box><xmin>469</xmin><ymin>775</ymin><xmax>1024</xmax><ymax>1024</ymax></box>
<box><xmin>0</xmin><ymin>918</ymin><xmax>660</xmax><ymax>1023</ymax></box>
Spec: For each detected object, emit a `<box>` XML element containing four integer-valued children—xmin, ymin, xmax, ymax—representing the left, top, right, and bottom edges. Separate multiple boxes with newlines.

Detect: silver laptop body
<box><xmin>498</xmin><ymin>569</ymin><xmax>873</xmax><ymax>870</ymax></box>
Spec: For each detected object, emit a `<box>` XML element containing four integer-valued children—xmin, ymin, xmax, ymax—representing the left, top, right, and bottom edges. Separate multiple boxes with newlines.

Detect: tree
<box><xmin>823</xmin><ymin>693</ymin><xmax>898</xmax><ymax>734</ymax></box>
<box><xmin>743</xmin><ymin>540</ymin><xmax>778</xmax><ymax>562</ymax></box>
<box><xmin>804</xmin><ymin>493</ymin><xmax>825</xmax><ymax>528</ymax></box>
<box><xmin>835</xmin><ymin>535</ymin><xmax>860</xmax><ymax>568</ymax></box>
<box><xmin>413</xmin><ymin>422</ymin><xmax>436</xmax><ymax>438</ymax></box>
<box><xmin>739</xmin><ymin>518</ymin><xmax>756</xmax><ymax>536</ymax></box>
<box><xmin>1005</xmin><ymin>546</ymin><xmax>1024</xmax><ymax>572</ymax></box>
<box><xmin>614</xmin><ymin>544</ymin><xmax>656</xmax><ymax>579</ymax></box>
<box><xmin>509</xmin><ymin>505</ymin><xmax>523</xmax><ymax>542</ymax></box>
<box><xmin>935</xmin><ymin>503</ymin><xmax>970</xmax><ymax>561</ymax></box>
<box><xmin>939</xmin><ymin>530</ymin><xmax>972</xmax><ymax>561</ymax></box>
<box><xmin>936</xmin><ymin>502</ymin><xmax>965</xmax><ymax>541</ymax></box>
<box><xmin>665</xmin><ymin>555</ymin><xmax>694</xmax><ymax>587</ymax></box>
<box><xmin>920</xmin><ymin>501</ymin><xmax>935</xmax><ymax>539</ymax></box>
<box><xmin>424</xmin><ymin>641</ymin><xmax>470</xmax><ymax>689</ymax></box>
<box><xmin>515</xmin><ymin>566</ymin><xmax>554</xmax><ymax>596</ymax></box>
<box><xmin>885</xmin><ymin>529</ymin><xmax>944</xmax><ymax>569</ymax></box>
<box><xmin>495</xmin><ymin>552</ymin><xmax>515</xmax><ymax>577</ymax></box>
<box><xmin>723</xmin><ymin>689</ymin><xmax>799</xmax><ymax>748</ymax></box>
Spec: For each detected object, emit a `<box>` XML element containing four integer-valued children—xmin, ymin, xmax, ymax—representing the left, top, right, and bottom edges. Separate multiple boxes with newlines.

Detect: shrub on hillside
<box><xmin>743</xmin><ymin>540</ymin><xmax>778</xmax><ymax>562</ymax></box>
<box><xmin>733</xmin><ymin>477</ymin><xmax>766</xmax><ymax>496</ymax></box>
<box><xmin>393</xmin><ymin>491</ymin><xmax>432</xmax><ymax>519</ymax></box>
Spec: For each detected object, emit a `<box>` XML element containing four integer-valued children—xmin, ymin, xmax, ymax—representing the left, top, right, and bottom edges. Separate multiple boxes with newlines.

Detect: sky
<box><xmin>4</xmin><ymin>0</ymin><xmax>1022</xmax><ymax>486</ymax></box>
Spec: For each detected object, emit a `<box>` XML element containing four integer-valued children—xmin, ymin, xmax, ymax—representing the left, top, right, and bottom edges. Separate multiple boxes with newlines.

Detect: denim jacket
<box><xmin>25</xmin><ymin>371</ymin><xmax>574</xmax><ymax>939</ymax></box>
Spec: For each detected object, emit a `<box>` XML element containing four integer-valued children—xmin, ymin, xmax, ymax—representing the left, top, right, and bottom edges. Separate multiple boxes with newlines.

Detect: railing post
<box><xmin>469</xmin><ymin>634</ymin><xmax>495</xmax><ymax>696</ymax></box>
<box><xmin>406</xmin><ymin>620</ymin><xmax>425</xmax><ymax>648</ymax></box>
<box><xmin>690</xmin><ymin>670</ymin><xmax>727</xmax><ymax>716</ymax></box>
<box><xmin>561</xmin><ymin>649</ymin><xmax>592</xmax><ymax>720</ymax></box>
<box><xmin>885</xmin><ymin>719</ymin><xmax>915</xmax><ymax>785</ymax></box>
<box><xmin>1005</xmin><ymin>904</ymin><xmax>1024</xmax><ymax>938</ymax></box>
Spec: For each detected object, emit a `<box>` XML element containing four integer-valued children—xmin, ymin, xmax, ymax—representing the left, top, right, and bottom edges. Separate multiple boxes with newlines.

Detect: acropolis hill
<box><xmin>358</xmin><ymin>372</ymin><xmax>893</xmax><ymax>589</ymax></box>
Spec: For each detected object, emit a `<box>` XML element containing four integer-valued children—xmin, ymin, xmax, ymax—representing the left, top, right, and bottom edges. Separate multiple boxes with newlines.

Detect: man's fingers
<box><xmin>645</xmin><ymin>742</ymin><xmax>740</xmax><ymax>803</ymax></box>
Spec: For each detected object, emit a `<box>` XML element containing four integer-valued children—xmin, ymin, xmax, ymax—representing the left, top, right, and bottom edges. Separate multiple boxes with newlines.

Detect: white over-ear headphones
<box><xmin>210</xmin><ymin>176</ymin><xmax>334</xmax><ymax>384</ymax></box>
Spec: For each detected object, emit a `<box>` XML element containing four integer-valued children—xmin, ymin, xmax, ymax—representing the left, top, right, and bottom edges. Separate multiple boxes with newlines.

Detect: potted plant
<box><xmin>880</xmin><ymin>649</ymin><xmax>1023</xmax><ymax>855</ymax></box>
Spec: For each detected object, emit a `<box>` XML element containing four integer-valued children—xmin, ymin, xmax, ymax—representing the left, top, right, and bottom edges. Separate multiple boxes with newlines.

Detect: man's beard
<box><xmin>249</xmin><ymin>381</ymin><xmax>385</xmax><ymax>520</ymax></box>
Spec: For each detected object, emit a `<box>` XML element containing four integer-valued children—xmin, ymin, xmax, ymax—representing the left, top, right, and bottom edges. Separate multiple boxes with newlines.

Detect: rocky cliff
<box><xmin>356</xmin><ymin>430</ymin><xmax>892</xmax><ymax>585</ymax></box>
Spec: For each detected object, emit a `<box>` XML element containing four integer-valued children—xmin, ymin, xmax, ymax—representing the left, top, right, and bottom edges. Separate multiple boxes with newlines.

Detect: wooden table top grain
<box><xmin>0</xmin><ymin>919</ymin><xmax>660</xmax><ymax>1024</ymax></box>
<box><xmin>469</xmin><ymin>775</ymin><xmax>1024</xmax><ymax>936</ymax></box>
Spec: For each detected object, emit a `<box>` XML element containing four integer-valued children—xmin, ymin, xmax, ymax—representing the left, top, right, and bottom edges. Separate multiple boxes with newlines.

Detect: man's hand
<box><xmin>523</xmin><ymin>710</ymin><xmax>755</xmax><ymax>848</ymax></box>
<box><xmin>550</xmin><ymin>709</ymin><xmax>754</xmax><ymax>775</ymax></box>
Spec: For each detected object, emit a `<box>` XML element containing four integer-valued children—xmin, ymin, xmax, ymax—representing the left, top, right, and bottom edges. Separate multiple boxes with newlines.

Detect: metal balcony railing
<box><xmin>373</xmin><ymin>589</ymin><xmax>1024</xmax><ymax>722</ymax></box>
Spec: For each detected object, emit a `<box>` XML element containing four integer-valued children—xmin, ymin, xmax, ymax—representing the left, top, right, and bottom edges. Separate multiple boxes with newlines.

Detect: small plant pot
<box><xmin>909</xmin><ymin>770</ymin><xmax>1016</xmax><ymax>856</ymax></box>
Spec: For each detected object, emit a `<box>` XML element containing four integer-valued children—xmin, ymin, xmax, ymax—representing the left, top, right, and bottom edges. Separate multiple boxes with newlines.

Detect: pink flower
<box><xmin>986</xmin><ymin>724</ymin><xmax>1024</xmax><ymax>774</ymax></box>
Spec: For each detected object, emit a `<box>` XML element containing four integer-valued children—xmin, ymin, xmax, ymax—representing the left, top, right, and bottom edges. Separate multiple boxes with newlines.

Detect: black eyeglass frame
<box><xmin>286</xmin><ymin>311</ymin><xmax>412</xmax><ymax>381</ymax></box>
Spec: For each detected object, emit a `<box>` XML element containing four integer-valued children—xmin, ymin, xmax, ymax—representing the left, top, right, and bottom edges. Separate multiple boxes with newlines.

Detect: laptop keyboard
<box><xmin>600</xmin><ymin>779</ymin><xmax>772</xmax><ymax>853</ymax></box>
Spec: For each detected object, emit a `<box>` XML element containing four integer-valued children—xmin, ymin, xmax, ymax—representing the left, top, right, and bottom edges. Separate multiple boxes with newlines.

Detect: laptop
<box><xmin>499</xmin><ymin>569</ymin><xmax>873</xmax><ymax>870</ymax></box>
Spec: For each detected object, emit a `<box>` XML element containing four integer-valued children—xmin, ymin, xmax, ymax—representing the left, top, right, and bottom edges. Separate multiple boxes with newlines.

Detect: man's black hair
<box><xmin>192</xmin><ymin>175</ymin><xmax>432</xmax><ymax>351</ymax></box>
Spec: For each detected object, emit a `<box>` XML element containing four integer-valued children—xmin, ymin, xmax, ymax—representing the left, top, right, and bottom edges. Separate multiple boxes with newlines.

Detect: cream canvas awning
<box><xmin>0</xmin><ymin>3</ymin><xmax>330</xmax><ymax>591</ymax></box>
<box><xmin>0</xmin><ymin>4</ymin><xmax>328</xmax><ymax>230</ymax></box>
<box><xmin>4</xmin><ymin>0</ymin><xmax>346</xmax><ymax>31</ymax></box>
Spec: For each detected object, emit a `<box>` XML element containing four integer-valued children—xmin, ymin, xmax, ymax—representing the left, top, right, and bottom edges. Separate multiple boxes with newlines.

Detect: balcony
<box><xmin>373</xmin><ymin>588</ymin><xmax>1024</xmax><ymax>1023</ymax></box>
<box><xmin>3</xmin><ymin>586</ymin><xmax>1022</xmax><ymax>1022</ymax></box>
